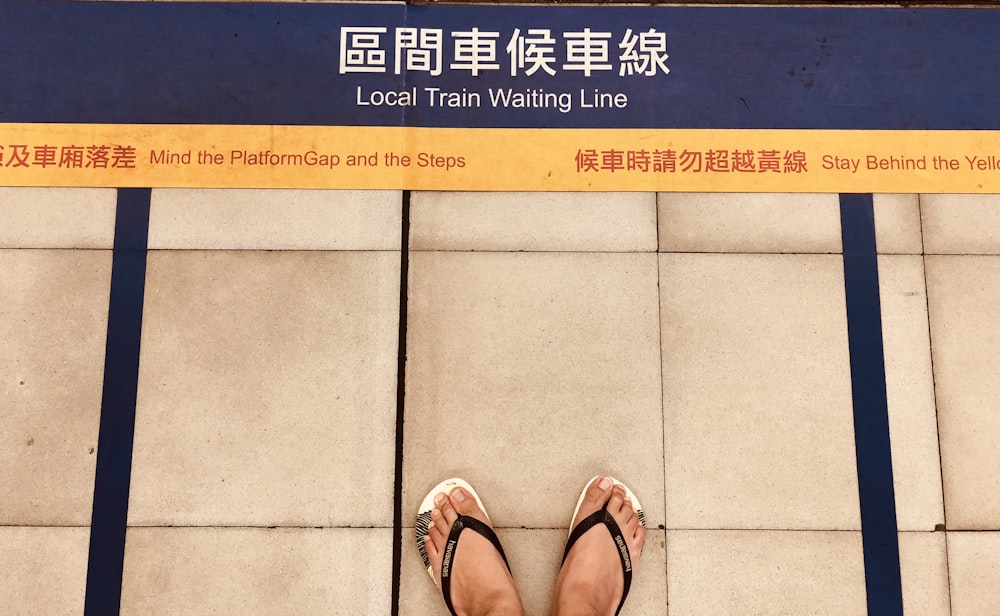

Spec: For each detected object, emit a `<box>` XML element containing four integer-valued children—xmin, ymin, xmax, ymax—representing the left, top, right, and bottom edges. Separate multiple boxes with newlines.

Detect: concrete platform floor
<box><xmin>2</xmin><ymin>188</ymin><xmax>999</xmax><ymax>614</ymax></box>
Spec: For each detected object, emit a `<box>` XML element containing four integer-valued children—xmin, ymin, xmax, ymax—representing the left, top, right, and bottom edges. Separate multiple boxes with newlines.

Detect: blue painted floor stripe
<box><xmin>84</xmin><ymin>188</ymin><xmax>151</xmax><ymax>616</ymax></box>
<box><xmin>840</xmin><ymin>194</ymin><xmax>904</xmax><ymax>616</ymax></box>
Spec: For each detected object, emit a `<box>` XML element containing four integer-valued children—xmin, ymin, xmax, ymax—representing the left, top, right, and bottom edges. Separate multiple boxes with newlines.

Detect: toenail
<box><xmin>434</xmin><ymin>493</ymin><xmax>446</xmax><ymax>506</ymax></box>
<box><xmin>452</xmin><ymin>488</ymin><xmax>466</xmax><ymax>502</ymax></box>
<box><xmin>598</xmin><ymin>476</ymin><xmax>613</xmax><ymax>490</ymax></box>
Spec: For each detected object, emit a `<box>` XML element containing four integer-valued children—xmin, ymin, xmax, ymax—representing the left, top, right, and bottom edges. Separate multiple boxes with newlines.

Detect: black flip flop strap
<box><xmin>561</xmin><ymin>507</ymin><xmax>634</xmax><ymax>616</ymax></box>
<box><xmin>440</xmin><ymin>515</ymin><xmax>512</xmax><ymax>616</ymax></box>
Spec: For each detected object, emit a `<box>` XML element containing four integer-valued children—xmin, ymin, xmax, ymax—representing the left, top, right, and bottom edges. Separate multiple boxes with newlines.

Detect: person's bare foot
<box><xmin>552</xmin><ymin>476</ymin><xmax>646</xmax><ymax>616</ymax></box>
<box><xmin>423</xmin><ymin>486</ymin><xmax>525</xmax><ymax>616</ymax></box>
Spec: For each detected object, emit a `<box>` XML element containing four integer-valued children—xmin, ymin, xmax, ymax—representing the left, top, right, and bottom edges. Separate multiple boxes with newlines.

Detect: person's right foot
<box><xmin>552</xmin><ymin>476</ymin><xmax>646</xmax><ymax>616</ymax></box>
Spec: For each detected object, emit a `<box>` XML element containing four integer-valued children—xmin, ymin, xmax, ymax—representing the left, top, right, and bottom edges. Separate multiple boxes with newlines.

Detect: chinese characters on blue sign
<box><xmin>339</xmin><ymin>26</ymin><xmax>669</xmax><ymax>77</ymax></box>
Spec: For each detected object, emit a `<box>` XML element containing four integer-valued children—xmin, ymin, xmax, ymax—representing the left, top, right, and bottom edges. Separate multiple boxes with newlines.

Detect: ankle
<box><xmin>552</xmin><ymin>601</ymin><xmax>603</xmax><ymax>616</ymax></box>
<box><xmin>479</xmin><ymin>595</ymin><xmax>524</xmax><ymax>616</ymax></box>
<box><xmin>461</xmin><ymin>584</ymin><xmax>523</xmax><ymax>616</ymax></box>
<box><xmin>552</xmin><ymin>581</ymin><xmax>608</xmax><ymax>616</ymax></box>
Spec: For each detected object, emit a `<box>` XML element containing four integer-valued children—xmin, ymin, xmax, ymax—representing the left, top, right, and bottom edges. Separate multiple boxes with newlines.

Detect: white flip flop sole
<box><xmin>569</xmin><ymin>475</ymin><xmax>646</xmax><ymax>535</ymax></box>
<box><xmin>415</xmin><ymin>478</ymin><xmax>492</xmax><ymax>584</ymax></box>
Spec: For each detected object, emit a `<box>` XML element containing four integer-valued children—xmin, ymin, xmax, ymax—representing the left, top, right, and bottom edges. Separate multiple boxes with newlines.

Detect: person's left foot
<box><xmin>423</xmin><ymin>486</ymin><xmax>525</xmax><ymax>616</ymax></box>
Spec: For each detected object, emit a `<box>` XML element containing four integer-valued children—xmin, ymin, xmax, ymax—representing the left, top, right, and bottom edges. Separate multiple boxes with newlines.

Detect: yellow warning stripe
<box><xmin>1</xmin><ymin>124</ymin><xmax>998</xmax><ymax>192</ymax></box>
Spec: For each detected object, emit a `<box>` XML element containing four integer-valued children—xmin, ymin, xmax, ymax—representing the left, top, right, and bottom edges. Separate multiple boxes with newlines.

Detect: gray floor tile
<box><xmin>898</xmin><ymin>532</ymin><xmax>951</xmax><ymax>616</ymax></box>
<box><xmin>403</xmin><ymin>252</ymin><xmax>665</xmax><ymax>528</ymax></box>
<box><xmin>148</xmin><ymin>188</ymin><xmax>401</xmax><ymax>250</ymax></box>
<box><xmin>873</xmin><ymin>194</ymin><xmax>923</xmax><ymax>254</ymax></box>
<box><xmin>121</xmin><ymin>527</ymin><xmax>391</xmax><ymax>615</ymax></box>
<box><xmin>926</xmin><ymin>256</ymin><xmax>1000</xmax><ymax>529</ymax></box>
<box><xmin>0</xmin><ymin>527</ymin><xmax>89</xmax><ymax>616</ymax></box>
<box><xmin>657</xmin><ymin>192</ymin><xmax>841</xmax><ymax>253</ymax></box>
<box><xmin>1</xmin><ymin>250</ymin><xmax>111</xmax><ymax>525</ymax></box>
<box><xmin>947</xmin><ymin>531</ymin><xmax>1000</xmax><ymax>616</ymax></box>
<box><xmin>661</xmin><ymin>253</ymin><xmax>859</xmax><ymax>530</ymax></box>
<box><xmin>878</xmin><ymin>255</ymin><xmax>944</xmax><ymax>530</ymax></box>
<box><xmin>922</xmin><ymin>194</ymin><xmax>1000</xmax><ymax>254</ymax></box>
<box><xmin>0</xmin><ymin>187</ymin><xmax>116</xmax><ymax>249</ymax></box>
<box><xmin>410</xmin><ymin>192</ymin><xmax>657</xmax><ymax>252</ymax></box>
<box><xmin>666</xmin><ymin>530</ymin><xmax>866</xmax><ymax>615</ymax></box>
<box><xmin>129</xmin><ymin>251</ymin><xmax>399</xmax><ymax>526</ymax></box>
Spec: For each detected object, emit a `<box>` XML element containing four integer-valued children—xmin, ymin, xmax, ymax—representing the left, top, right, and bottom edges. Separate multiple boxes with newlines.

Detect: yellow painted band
<box><xmin>1</xmin><ymin>124</ymin><xmax>998</xmax><ymax>192</ymax></box>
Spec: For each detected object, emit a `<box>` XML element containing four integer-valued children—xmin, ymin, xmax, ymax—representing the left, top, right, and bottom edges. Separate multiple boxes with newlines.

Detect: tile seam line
<box><xmin>142</xmin><ymin>248</ymin><xmax>402</xmax><ymax>253</ymax></box>
<box><xmin>917</xmin><ymin>194</ymin><xmax>956</xmax><ymax>612</ymax></box>
<box><xmin>922</xmin><ymin>251</ymin><xmax>1000</xmax><ymax>257</ymax></box>
<box><xmin>0</xmin><ymin>524</ymin><xmax>93</xmax><ymax>529</ymax></box>
<box><xmin>0</xmin><ymin>246</ymin><xmax>113</xmax><ymax>251</ymax></box>
<box><xmin>408</xmin><ymin>248</ymin><xmax>658</xmax><ymax>254</ymax></box>
<box><xmin>121</xmin><ymin>525</ymin><xmax>401</xmax><ymax>530</ymax></box>
<box><xmin>392</xmin><ymin>526</ymin><xmax>920</xmax><ymax>532</ymax></box>
<box><xmin>11</xmin><ymin>526</ymin><xmax>941</xmax><ymax>532</ymax></box>
<box><xmin>98</xmin><ymin>527</ymin><xmax>925</xmax><ymax>532</ymax></box>
<box><xmin>840</xmin><ymin>193</ymin><xmax>904</xmax><ymax>616</ymax></box>
<box><xmin>412</xmin><ymin>250</ymin><xmax>836</xmax><ymax>255</ymax></box>
<box><xmin>83</xmin><ymin>188</ymin><xmax>151</xmax><ymax>616</ymax></box>
<box><xmin>654</xmin><ymin>191</ymin><xmax>670</xmax><ymax>609</ymax></box>
<box><xmin>407</xmin><ymin>249</ymin><xmax>928</xmax><ymax>256</ymax></box>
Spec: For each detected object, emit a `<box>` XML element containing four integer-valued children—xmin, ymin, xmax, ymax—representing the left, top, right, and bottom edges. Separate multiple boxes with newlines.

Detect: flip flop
<box><xmin>561</xmin><ymin>475</ymin><xmax>646</xmax><ymax>616</ymax></box>
<box><xmin>416</xmin><ymin>478</ymin><xmax>513</xmax><ymax>616</ymax></box>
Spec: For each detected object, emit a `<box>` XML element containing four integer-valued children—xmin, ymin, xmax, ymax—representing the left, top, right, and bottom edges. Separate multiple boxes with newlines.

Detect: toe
<box><xmin>633</xmin><ymin>523</ymin><xmax>646</xmax><ymax>558</ymax></box>
<box><xmin>424</xmin><ymin>530</ymin><xmax>440</xmax><ymax>561</ymax></box>
<box><xmin>429</xmin><ymin>515</ymin><xmax>446</xmax><ymax>547</ymax></box>
<box><xmin>608</xmin><ymin>485</ymin><xmax>626</xmax><ymax>514</ymax></box>
<box><xmin>624</xmin><ymin>511</ymin><xmax>644</xmax><ymax>548</ymax></box>
<box><xmin>623</xmin><ymin>504</ymin><xmax>646</xmax><ymax>555</ymax></box>
<box><xmin>435</xmin><ymin>492</ymin><xmax>459</xmax><ymax>527</ymax></box>
<box><xmin>449</xmin><ymin>486</ymin><xmax>488</xmax><ymax>523</ymax></box>
<box><xmin>582</xmin><ymin>475</ymin><xmax>615</xmax><ymax>509</ymax></box>
<box><xmin>431</xmin><ymin>508</ymin><xmax>453</xmax><ymax>545</ymax></box>
<box><xmin>624</xmin><ymin>508</ymin><xmax>638</xmax><ymax>530</ymax></box>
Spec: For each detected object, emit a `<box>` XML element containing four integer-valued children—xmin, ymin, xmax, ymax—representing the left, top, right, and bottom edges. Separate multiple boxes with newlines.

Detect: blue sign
<box><xmin>2</xmin><ymin>1</ymin><xmax>1000</xmax><ymax>129</ymax></box>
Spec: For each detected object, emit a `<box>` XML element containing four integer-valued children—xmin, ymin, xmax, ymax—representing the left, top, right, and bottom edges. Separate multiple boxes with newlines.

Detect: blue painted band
<box><xmin>839</xmin><ymin>194</ymin><xmax>903</xmax><ymax>615</ymax></box>
<box><xmin>1</xmin><ymin>2</ymin><xmax>999</xmax><ymax>129</ymax></box>
<box><xmin>84</xmin><ymin>188</ymin><xmax>151</xmax><ymax>616</ymax></box>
